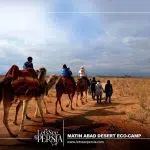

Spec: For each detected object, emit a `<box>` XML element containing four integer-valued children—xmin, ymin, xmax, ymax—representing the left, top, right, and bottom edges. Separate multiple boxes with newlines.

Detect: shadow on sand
<box><xmin>11</xmin><ymin>100</ymin><xmax>148</xmax><ymax>150</ymax></box>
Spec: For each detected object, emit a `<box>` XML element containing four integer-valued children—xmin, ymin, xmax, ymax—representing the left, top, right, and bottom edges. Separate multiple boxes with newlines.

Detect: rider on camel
<box><xmin>23</xmin><ymin>57</ymin><xmax>34</xmax><ymax>69</ymax></box>
<box><xmin>61</xmin><ymin>64</ymin><xmax>76</xmax><ymax>90</ymax></box>
<box><xmin>61</xmin><ymin>64</ymin><xmax>71</xmax><ymax>77</ymax></box>
<box><xmin>78</xmin><ymin>66</ymin><xmax>90</xmax><ymax>85</ymax></box>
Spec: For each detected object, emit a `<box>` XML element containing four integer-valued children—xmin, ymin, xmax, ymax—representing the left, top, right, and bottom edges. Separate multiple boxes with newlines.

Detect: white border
<box><xmin>47</xmin><ymin>11</ymin><xmax>150</xmax><ymax>14</ymax></box>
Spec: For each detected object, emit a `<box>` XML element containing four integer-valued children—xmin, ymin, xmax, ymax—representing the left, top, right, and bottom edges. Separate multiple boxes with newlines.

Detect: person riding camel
<box><xmin>23</xmin><ymin>57</ymin><xmax>34</xmax><ymax>69</ymax></box>
<box><xmin>61</xmin><ymin>64</ymin><xmax>71</xmax><ymax>77</ymax></box>
<box><xmin>61</xmin><ymin>64</ymin><xmax>76</xmax><ymax>90</ymax></box>
<box><xmin>78</xmin><ymin>66</ymin><xmax>90</xmax><ymax>86</ymax></box>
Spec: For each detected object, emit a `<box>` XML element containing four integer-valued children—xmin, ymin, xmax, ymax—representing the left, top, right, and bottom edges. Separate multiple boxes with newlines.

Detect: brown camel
<box><xmin>45</xmin><ymin>75</ymin><xmax>58</xmax><ymax>97</ymax></box>
<box><xmin>14</xmin><ymin>74</ymin><xmax>58</xmax><ymax>124</ymax></box>
<box><xmin>0</xmin><ymin>66</ymin><xmax>47</xmax><ymax>137</ymax></box>
<box><xmin>55</xmin><ymin>76</ymin><xmax>76</xmax><ymax>114</ymax></box>
<box><xmin>34</xmin><ymin>74</ymin><xmax>58</xmax><ymax>116</ymax></box>
<box><xmin>76</xmin><ymin>77</ymin><xmax>89</xmax><ymax>107</ymax></box>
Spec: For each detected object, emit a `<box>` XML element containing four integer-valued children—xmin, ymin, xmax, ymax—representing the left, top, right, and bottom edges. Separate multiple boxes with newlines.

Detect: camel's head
<box><xmin>47</xmin><ymin>75</ymin><xmax>58</xmax><ymax>89</ymax></box>
<box><xmin>38</xmin><ymin>68</ymin><xmax>47</xmax><ymax>84</ymax></box>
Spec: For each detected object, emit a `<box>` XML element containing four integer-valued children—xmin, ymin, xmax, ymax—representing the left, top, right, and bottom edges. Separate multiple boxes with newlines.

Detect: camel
<box><xmin>0</xmin><ymin>66</ymin><xmax>47</xmax><ymax>137</ymax></box>
<box><xmin>66</xmin><ymin>77</ymin><xmax>89</xmax><ymax>107</ymax></box>
<box><xmin>42</xmin><ymin>75</ymin><xmax>58</xmax><ymax>113</ymax></box>
<box><xmin>76</xmin><ymin>77</ymin><xmax>89</xmax><ymax>106</ymax></box>
<box><xmin>45</xmin><ymin>75</ymin><xmax>58</xmax><ymax>98</ymax></box>
<box><xmin>33</xmin><ymin>74</ymin><xmax>58</xmax><ymax>116</ymax></box>
<box><xmin>55</xmin><ymin>76</ymin><xmax>76</xmax><ymax>114</ymax></box>
<box><xmin>14</xmin><ymin>74</ymin><xmax>58</xmax><ymax>124</ymax></box>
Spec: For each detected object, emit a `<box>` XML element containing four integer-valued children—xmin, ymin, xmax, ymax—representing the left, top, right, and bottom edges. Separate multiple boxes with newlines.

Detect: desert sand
<box><xmin>0</xmin><ymin>77</ymin><xmax>150</xmax><ymax>150</ymax></box>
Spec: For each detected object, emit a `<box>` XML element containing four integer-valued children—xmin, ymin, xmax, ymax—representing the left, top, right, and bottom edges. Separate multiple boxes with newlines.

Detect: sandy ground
<box><xmin>0</xmin><ymin>83</ymin><xmax>150</xmax><ymax>150</ymax></box>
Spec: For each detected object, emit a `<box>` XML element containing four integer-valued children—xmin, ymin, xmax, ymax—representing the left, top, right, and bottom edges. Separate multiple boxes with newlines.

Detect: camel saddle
<box><xmin>4</xmin><ymin>65</ymin><xmax>40</xmax><ymax>96</ymax></box>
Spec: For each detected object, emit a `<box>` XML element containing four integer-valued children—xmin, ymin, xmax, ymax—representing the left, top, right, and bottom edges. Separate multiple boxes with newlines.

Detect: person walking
<box><xmin>91</xmin><ymin>77</ymin><xmax>97</xmax><ymax>100</ymax></box>
<box><xmin>95</xmin><ymin>80</ymin><xmax>104</xmax><ymax>104</ymax></box>
<box><xmin>104</xmin><ymin>80</ymin><xmax>113</xmax><ymax>103</ymax></box>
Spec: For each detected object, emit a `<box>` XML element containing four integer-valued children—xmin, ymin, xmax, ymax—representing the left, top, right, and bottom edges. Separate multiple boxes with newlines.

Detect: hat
<box><xmin>80</xmin><ymin>66</ymin><xmax>84</xmax><ymax>69</ymax></box>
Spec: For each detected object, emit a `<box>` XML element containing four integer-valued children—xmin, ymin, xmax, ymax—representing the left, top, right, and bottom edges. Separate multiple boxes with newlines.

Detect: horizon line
<box><xmin>0</xmin><ymin>74</ymin><xmax>149</xmax><ymax>77</ymax></box>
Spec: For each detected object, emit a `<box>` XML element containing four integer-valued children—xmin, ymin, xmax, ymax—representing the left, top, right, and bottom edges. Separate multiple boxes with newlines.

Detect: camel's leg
<box><xmin>35</xmin><ymin>96</ymin><xmax>50</xmax><ymax>115</ymax></box>
<box><xmin>55</xmin><ymin>99</ymin><xmax>59</xmax><ymax>114</ymax></box>
<box><xmin>76</xmin><ymin>92</ymin><xmax>79</xmax><ymax>107</ymax></box>
<box><xmin>55</xmin><ymin>92</ymin><xmax>62</xmax><ymax>114</ymax></box>
<box><xmin>19</xmin><ymin>100</ymin><xmax>29</xmax><ymax>132</ymax></box>
<box><xmin>85</xmin><ymin>90</ymin><xmax>88</xmax><ymax>102</ymax></box>
<box><xmin>3</xmin><ymin>102</ymin><xmax>17</xmax><ymax>137</ymax></box>
<box><xmin>35</xmin><ymin>95</ymin><xmax>45</xmax><ymax>117</ymax></box>
<box><xmin>34</xmin><ymin>102</ymin><xmax>40</xmax><ymax>118</ymax></box>
<box><xmin>43</xmin><ymin>98</ymin><xmax>50</xmax><ymax>114</ymax></box>
<box><xmin>25</xmin><ymin>100</ymin><xmax>31</xmax><ymax>120</ymax></box>
<box><xmin>69</xmin><ymin>94</ymin><xmax>74</xmax><ymax>110</ymax></box>
<box><xmin>80</xmin><ymin>92</ymin><xmax>85</xmax><ymax>105</ymax></box>
<box><xmin>14</xmin><ymin>101</ymin><xmax>22</xmax><ymax>125</ymax></box>
<box><xmin>36</xmin><ymin>97</ymin><xmax>46</xmax><ymax>124</ymax></box>
<box><xmin>66</xmin><ymin>99</ymin><xmax>70</xmax><ymax>108</ymax></box>
<box><xmin>41</xmin><ymin>92</ymin><xmax>50</xmax><ymax>113</ymax></box>
<box><xmin>66</xmin><ymin>94</ymin><xmax>72</xmax><ymax>108</ymax></box>
<box><xmin>58</xmin><ymin>98</ymin><xmax>64</xmax><ymax>111</ymax></box>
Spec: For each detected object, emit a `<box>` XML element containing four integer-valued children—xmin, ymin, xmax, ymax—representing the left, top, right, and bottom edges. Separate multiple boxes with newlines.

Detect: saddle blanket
<box><xmin>5</xmin><ymin>65</ymin><xmax>40</xmax><ymax>96</ymax></box>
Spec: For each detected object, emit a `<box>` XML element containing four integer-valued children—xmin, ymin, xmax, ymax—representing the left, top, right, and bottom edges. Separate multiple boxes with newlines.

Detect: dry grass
<box><xmin>0</xmin><ymin>74</ymin><xmax>150</xmax><ymax>150</ymax></box>
<box><xmin>0</xmin><ymin>76</ymin><xmax>150</xmax><ymax>133</ymax></box>
<box><xmin>47</xmin><ymin>76</ymin><xmax>150</xmax><ymax>124</ymax></box>
<box><xmin>93</xmin><ymin>77</ymin><xmax>150</xmax><ymax>124</ymax></box>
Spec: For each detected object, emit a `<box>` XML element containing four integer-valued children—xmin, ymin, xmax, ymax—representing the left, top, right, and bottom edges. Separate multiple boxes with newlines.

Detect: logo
<box><xmin>34</xmin><ymin>129</ymin><xmax>63</xmax><ymax>146</ymax></box>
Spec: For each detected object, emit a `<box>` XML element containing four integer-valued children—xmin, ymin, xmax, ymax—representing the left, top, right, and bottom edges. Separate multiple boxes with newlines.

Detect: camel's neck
<box><xmin>38</xmin><ymin>72</ymin><xmax>46</xmax><ymax>85</ymax></box>
<box><xmin>47</xmin><ymin>76</ymin><xmax>58</xmax><ymax>89</ymax></box>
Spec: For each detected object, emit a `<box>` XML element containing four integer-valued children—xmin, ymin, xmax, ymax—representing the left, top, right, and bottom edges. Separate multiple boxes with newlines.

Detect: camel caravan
<box><xmin>0</xmin><ymin>57</ymin><xmax>113</xmax><ymax>137</ymax></box>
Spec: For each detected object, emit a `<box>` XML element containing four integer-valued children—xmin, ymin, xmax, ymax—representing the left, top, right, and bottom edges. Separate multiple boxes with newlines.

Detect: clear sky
<box><xmin>0</xmin><ymin>0</ymin><xmax>150</xmax><ymax>76</ymax></box>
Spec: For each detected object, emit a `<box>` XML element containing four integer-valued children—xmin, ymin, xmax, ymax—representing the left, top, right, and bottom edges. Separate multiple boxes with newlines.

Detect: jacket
<box><xmin>105</xmin><ymin>84</ymin><xmax>113</xmax><ymax>96</ymax></box>
<box><xmin>23</xmin><ymin>61</ymin><xmax>33</xmax><ymax>69</ymax></box>
<box><xmin>78</xmin><ymin>68</ymin><xmax>86</xmax><ymax>77</ymax></box>
<box><xmin>95</xmin><ymin>83</ymin><xmax>103</xmax><ymax>96</ymax></box>
<box><xmin>61</xmin><ymin>68</ymin><xmax>70</xmax><ymax>77</ymax></box>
